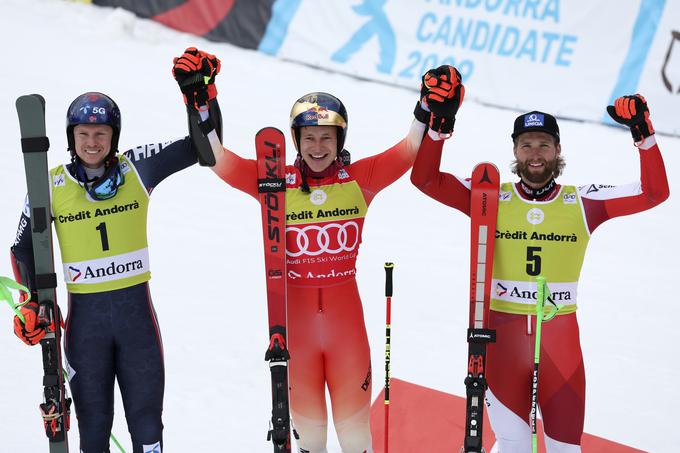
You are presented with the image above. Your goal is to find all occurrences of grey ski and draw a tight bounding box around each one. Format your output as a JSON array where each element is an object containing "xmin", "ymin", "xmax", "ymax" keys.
[{"xmin": 16, "ymin": 94, "xmax": 71, "ymax": 453}]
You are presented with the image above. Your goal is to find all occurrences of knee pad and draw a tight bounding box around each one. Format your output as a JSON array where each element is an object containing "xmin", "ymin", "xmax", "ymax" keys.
[
  {"xmin": 293, "ymin": 411, "xmax": 328, "ymax": 453},
  {"xmin": 486, "ymin": 388, "xmax": 531, "ymax": 453},
  {"xmin": 334, "ymin": 404, "xmax": 372, "ymax": 453}
]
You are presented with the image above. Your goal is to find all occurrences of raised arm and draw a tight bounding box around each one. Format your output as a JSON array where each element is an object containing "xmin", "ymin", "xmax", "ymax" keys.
[
  {"xmin": 211, "ymin": 145, "xmax": 259, "ymax": 199},
  {"xmin": 170, "ymin": 47, "xmax": 259, "ymax": 198},
  {"xmin": 410, "ymin": 65, "xmax": 471, "ymax": 216},
  {"xmin": 580, "ymin": 136, "xmax": 668, "ymax": 233},
  {"xmin": 580, "ymin": 96, "xmax": 669, "ymax": 232},
  {"xmin": 410, "ymin": 133, "xmax": 472, "ymax": 215}
]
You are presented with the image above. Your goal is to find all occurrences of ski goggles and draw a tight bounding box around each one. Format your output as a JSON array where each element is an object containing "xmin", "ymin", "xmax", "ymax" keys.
[{"xmin": 77, "ymin": 159, "xmax": 125, "ymax": 201}]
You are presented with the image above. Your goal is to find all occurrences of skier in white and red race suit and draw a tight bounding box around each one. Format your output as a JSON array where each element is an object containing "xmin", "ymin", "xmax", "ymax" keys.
[
  {"xmin": 208, "ymin": 86, "xmax": 430, "ymax": 451},
  {"xmin": 410, "ymin": 65, "xmax": 669, "ymax": 453}
]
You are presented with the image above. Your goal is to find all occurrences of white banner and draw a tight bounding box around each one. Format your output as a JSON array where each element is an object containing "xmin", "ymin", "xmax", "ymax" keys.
[
  {"xmin": 636, "ymin": 1, "xmax": 680, "ymax": 135},
  {"xmin": 262, "ymin": 0, "xmax": 678, "ymax": 135}
]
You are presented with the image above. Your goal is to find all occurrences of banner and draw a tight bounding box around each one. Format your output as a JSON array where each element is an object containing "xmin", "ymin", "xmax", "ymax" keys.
[{"xmin": 265, "ymin": 0, "xmax": 678, "ymax": 135}]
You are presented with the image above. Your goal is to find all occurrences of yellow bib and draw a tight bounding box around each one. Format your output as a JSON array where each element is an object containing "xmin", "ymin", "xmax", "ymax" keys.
[
  {"xmin": 284, "ymin": 169, "xmax": 368, "ymax": 287},
  {"xmin": 491, "ymin": 183, "xmax": 590, "ymax": 315},
  {"xmin": 50, "ymin": 156, "xmax": 150, "ymax": 293}
]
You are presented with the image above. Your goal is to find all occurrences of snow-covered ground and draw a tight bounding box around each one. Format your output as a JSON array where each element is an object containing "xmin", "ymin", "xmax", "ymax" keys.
[{"xmin": 0, "ymin": 1, "xmax": 677, "ymax": 451}]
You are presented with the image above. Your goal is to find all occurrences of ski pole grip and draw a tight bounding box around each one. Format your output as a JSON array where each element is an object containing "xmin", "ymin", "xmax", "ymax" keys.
[{"xmin": 384, "ymin": 262, "xmax": 394, "ymax": 297}]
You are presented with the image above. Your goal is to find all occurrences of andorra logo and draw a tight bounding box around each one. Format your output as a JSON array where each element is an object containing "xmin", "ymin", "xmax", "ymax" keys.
[
  {"xmin": 496, "ymin": 282, "xmax": 507, "ymax": 297},
  {"xmin": 68, "ymin": 266, "xmax": 82, "ymax": 282}
]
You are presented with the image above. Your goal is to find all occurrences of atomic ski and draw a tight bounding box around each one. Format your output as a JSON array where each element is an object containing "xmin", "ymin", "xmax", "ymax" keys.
[
  {"xmin": 462, "ymin": 162, "xmax": 500, "ymax": 453},
  {"xmin": 16, "ymin": 94, "xmax": 71, "ymax": 452},
  {"xmin": 256, "ymin": 127, "xmax": 296, "ymax": 452}
]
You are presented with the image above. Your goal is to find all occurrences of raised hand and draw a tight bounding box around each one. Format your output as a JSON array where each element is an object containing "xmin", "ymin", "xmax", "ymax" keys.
[
  {"xmin": 417, "ymin": 65, "xmax": 465, "ymax": 136},
  {"xmin": 606, "ymin": 94, "xmax": 654, "ymax": 142},
  {"xmin": 172, "ymin": 47, "xmax": 221, "ymax": 110}
]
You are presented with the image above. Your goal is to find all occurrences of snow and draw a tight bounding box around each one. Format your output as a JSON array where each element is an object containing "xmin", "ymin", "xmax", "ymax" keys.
[{"xmin": 0, "ymin": 1, "xmax": 678, "ymax": 452}]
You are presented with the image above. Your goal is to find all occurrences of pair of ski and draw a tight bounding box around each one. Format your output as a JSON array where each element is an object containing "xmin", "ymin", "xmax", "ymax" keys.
[
  {"xmin": 462, "ymin": 163, "xmax": 499, "ymax": 453},
  {"xmin": 463, "ymin": 164, "xmax": 556, "ymax": 453},
  {"xmin": 16, "ymin": 95, "xmax": 71, "ymax": 453}
]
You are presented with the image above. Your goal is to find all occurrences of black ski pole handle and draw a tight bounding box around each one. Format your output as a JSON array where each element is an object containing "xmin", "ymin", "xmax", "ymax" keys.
[{"xmin": 384, "ymin": 262, "xmax": 394, "ymax": 297}]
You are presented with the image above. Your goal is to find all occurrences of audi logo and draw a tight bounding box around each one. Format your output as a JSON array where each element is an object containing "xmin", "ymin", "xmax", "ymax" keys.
[{"xmin": 286, "ymin": 222, "xmax": 360, "ymax": 257}]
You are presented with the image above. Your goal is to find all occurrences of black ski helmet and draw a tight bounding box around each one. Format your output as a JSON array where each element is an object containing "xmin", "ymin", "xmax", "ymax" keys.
[
  {"xmin": 66, "ymin": 92, "xmax": 121, "ymax": 156},
  {"xmin": 289, "ymin": 92, "xmax": 348, "ymax": 154}
]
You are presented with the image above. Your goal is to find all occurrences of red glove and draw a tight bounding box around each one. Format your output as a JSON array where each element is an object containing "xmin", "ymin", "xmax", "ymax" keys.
[
  {"xmin": 606, "ymin": 94, "xmax": 654, "ymax": 142},
  {"xmin": 420, "ymin": 65, "xmax": 465, "ymax": 135},
  {"xmin": 172, "ymin": 47, "xmax": 221, "ymax": 110},
  {"xmin": 14, "ymin": 300, "xmax": 45, "ymax": 346}
]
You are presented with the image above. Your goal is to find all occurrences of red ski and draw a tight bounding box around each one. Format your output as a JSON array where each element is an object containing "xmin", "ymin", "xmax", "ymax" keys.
[
  {"xmin": 256, "ymin": 127, "xmax": 295, "ymax": 452},
  {"xmin": 463, "ymin": 162, "xmax": 500, "ymax": 453}
]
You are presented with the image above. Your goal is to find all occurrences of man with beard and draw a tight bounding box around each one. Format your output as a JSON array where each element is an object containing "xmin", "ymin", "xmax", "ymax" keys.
[{"xmin": 410, "ymin": 66, "xmax": 669, "ymax": 453}]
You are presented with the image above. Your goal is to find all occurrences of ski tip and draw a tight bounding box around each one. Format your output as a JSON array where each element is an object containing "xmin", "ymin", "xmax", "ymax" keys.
[
  {"xmin": 16, "ymin": 94, "xmax": 45, "ymax": 110},
  {"xmin": 473, "ymin": 161, "xmax": 499, "ymax": 172},
  {"xmin": 256, "ymin": 126, "xmax": 285, "ymax": 136},
  {"xmin": 471, "ymin": 162, "xmax": 501, "ymax": 187}
]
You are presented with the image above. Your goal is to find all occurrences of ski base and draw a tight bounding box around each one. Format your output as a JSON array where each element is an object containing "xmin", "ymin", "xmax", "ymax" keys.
[
  {"xmin": 16, "ymin": 94, "xmax": 71, "ymax": 452},
  {"xmin": 256, "ymin": 127, "xmax": 296, "ymax": 452},
  {"xmin": 463, "ymin": 162, "xmax": 500, "ymax": 453}
]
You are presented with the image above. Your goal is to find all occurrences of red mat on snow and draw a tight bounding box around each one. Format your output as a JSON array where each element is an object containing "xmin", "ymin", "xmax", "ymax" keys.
[{"xmin": 370, "ymin": 378, "xmax": 645, "ymax": 453}]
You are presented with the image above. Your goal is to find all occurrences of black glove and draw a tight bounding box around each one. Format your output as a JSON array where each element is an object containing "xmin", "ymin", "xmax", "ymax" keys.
[
  {"xmin": 420, "ymin": 65, "xmax": 465, "ymax": 135},
  {"xmin": 172, "ymin": 47, "xmax": 221, "ymax": 110},
  {"xmin": 606, "ymin": 94, "xmax": 654, "ymax": 142}
]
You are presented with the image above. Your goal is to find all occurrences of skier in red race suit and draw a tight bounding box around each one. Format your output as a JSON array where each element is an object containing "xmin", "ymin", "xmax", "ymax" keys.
[
  {"xmin": 410, "ymin": 65, "xmax": 669, "ymax": 452},
  {"xmin": 210, "ymin": 91, "xmax": 427, "ymax": 452}
]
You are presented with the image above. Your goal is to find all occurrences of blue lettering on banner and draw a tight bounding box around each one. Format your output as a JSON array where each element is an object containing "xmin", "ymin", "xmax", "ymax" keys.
[
  {"xmin": 425, "ymin": 0, "xmax": 560, "ymax": 22},
  {"xmin": 404, "ymin": 1, "xmax": 578, "ymax": 81},
  {"xmin": 414, "ymin": 14, "xmax": 577, "ymax": 66},
  {"xmin": 331, "ymin": 0, "xmax": 397, "ymax": 74},
  {"xmin": 555, "ymin": 34, "xmax": 577, "ymax": 67}
]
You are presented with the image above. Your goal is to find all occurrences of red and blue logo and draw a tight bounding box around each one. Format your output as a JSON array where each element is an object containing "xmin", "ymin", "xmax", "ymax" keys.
[{"xmin": 68, "ymin": 266, "xmax": 82, "ymax": 282}]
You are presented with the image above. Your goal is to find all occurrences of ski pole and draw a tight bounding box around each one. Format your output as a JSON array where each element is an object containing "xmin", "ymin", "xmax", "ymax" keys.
[
  {"xmin": 2, "ymin": 276, "xmax": 128, "ymax": 452},
  {"xmin": 384, "ymin": 262, "xmax": 394, "ymax": 453},
  {"xmin": 110, "ymin": 432, "xmax": 126, "ymax": 453},
  {"xmin": 531, "ymin": 276, "xmax": 559, "ymax": 453}
]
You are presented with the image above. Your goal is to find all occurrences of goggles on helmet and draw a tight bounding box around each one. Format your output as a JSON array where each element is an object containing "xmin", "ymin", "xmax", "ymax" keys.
[{"xmin": 76, "ymin": 158, "xmax": 125, "ymax": 201}]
